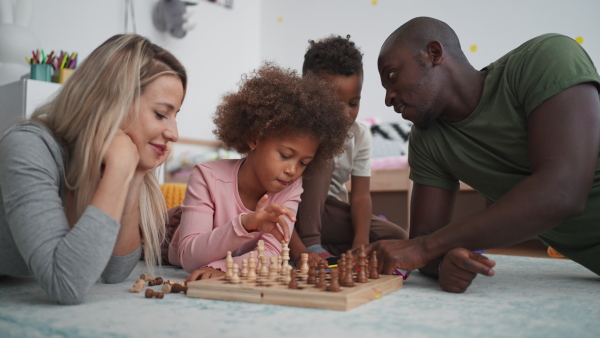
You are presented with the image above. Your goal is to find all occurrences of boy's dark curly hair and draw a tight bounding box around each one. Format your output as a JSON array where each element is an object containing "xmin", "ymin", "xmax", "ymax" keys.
[
  {"xmin": 302, "ymin": 34, "xmax": 363, "ymax": 77},
  {"xmin": 213, "ymin": 62, "xmax": 351, "ymax": 166}
]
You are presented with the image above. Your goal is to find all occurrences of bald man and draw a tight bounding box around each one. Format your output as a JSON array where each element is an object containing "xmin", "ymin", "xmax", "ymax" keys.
[{"xmin": 368, "ymin": 17, "xmax": 600, "ymax": 293}]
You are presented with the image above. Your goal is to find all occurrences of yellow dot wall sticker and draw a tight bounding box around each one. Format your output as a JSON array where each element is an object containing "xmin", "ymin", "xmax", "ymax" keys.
[
  {"xmin": 575, "ymin": 36, "xmax": 584, "ymax": 44},
  {"xmin": 277, "ymin": 17, "xmax": 283, "ymax": 23},
  {"xmin": 470, "ymin": 44, "xmax": 477, "ymax": 52},
  {"xmin": 372, "ymin": 0, "xmax": 378, "ymax": 5}
]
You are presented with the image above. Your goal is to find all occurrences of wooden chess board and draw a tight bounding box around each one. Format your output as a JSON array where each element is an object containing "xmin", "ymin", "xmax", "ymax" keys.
[{"xmin": 186, "ymin": 271, "xmax": 403, "ymax": 311}]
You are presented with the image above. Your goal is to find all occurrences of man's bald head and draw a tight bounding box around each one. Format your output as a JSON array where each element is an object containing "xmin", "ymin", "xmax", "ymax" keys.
[{"xmin": 383, "ymin": 17, "xmax": 467, "ymax": 64}]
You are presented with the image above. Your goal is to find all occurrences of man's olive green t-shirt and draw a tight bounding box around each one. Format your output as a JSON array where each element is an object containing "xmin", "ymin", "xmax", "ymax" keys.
[{"xmin": 408, "ymin": 34, "xmax": 600, "ymax": 273}]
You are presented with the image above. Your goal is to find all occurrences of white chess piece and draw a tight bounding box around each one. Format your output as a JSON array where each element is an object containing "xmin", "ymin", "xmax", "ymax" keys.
[
  {"xmin": 300, "ymin": 253, "xmax": 309, "ymax": 274},
  {"xmin": 279, "ymin": 262, "xmax": 291, "ymax": 283},
  {"xmin": 281, "ymin": 241, "xmax": 290, "ymax": 268},
  {"xmin": 280, "ymin": 264, "xmax": 292, "ymax": 284},
  {"xmin": 241, "ymin": 258, "xmax": 248, "ymax": 277},
  {"xmin": 225, "ymin": 251, "xmax": 233, "ymax": 281},
  {"xmin": 230, "ymin": 263, "xmax": 240, "ymax": 284},
  {"xmin": 259, "ymin": 255, "xmax": 268, "ymax": 278},
  {"xmin": 257, "ymin": 239, "xmax": 265, "ymax": 258},
  {"xmin": 268, "ymin": 257, "xmax": 279, "ymax": 281},
  {"xmin": 247, "ymin": 252, "xmax": 257, "ymax": 281}
]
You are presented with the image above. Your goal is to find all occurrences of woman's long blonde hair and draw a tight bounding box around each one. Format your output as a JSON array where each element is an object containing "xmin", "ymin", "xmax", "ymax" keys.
[{"xmin": 30, "ymin": 34, "xmax": 187, "ymax": 270}]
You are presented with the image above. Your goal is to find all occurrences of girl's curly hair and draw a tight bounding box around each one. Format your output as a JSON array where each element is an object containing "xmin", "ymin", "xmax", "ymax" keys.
[
  {"xmin": 213, "ymin": 62, "xmax": 351, "ymax": 165},
  {"xmin": 302, "ymin": 34, "xmax": 363, "ymax": 77}
]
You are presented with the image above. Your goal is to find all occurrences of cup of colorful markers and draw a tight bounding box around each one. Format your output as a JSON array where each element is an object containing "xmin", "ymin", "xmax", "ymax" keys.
[{"xmin": 25, "ymin": 50, "xmax": 78, "ymax": 84}]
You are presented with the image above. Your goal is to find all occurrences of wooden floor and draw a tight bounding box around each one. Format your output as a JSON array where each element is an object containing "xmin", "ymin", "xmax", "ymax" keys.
[{"xmin": 484, "ymin": 238, "xmax": 560, "ymax": 258}]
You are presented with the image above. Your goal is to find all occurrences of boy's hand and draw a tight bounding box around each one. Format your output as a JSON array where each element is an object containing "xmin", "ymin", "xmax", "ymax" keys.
[
  {"xmin": 242, "ymin": 195, "xmax": 293, "ymax": 242},
  {"xmin": 307, "ymin": 252, "xmax": 328, "ymax": 268},
  {"xmin": 438, "ymin": 248, "xmax": 495, "ymax": 293},
  {"xmin": 185, "ymin": 267, "xmax": 225, "ymax": 282}
]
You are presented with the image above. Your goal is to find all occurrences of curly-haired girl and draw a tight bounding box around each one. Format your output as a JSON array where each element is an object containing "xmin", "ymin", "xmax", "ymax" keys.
[{"xmin": 168, "ymin": 63, "xmax": 351, "ymax": 280}]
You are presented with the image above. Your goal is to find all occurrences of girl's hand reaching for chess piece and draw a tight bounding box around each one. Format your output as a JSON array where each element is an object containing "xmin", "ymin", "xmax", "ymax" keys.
[
  {"xmin": 241, "ymin": 194, "xmax": 293, "ymax": 243},
  {"xmin": 185, "ymin": 267, "xmax": 225, "ymax": 282}
]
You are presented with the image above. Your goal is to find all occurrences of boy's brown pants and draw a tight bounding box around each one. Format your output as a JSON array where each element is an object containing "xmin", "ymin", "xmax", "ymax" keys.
[{"xmin": 295, "ymin": 159, "xmax": 408, "ymax": 256}]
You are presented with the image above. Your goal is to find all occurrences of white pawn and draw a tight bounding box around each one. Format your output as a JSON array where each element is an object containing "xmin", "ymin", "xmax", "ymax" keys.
[
  {"xmin": 281, "ymin": 264, "xmax": 292, "ymax": 284},
  {"xmin": 300, "ymin": 253, "xmax": 309, "ymax": 274},
  {"xmin": 230, "ymin": 263, "xmax": 240, "ymax": 284},
  {"xmin": 257, "ymin": 240, "xmax": 265, "ymax": 259},
  {"xmin": 241, "ymin": 258, "xmax": 248, "ymax": 278},
  {"xmin": 268, "ymin": 256, "xmax": 279, "ymax": 281},
  {"xmin": 279, "ymin": 262, "xmax": 290, "ymax": 283},
  {"xmin": 256, "ymin": 255, "xmax": 262, "ymax": 274},
  {"xmin": 259, "ymin": 255, "xmax": 269, "ymax": 278},
  {"xmin": 247, "ymin": 252, "xmax": 257, "ymax": 282},
  {"xmin": 225, "ymin": 251, "xmax": 233, "ymax": 281},
  {"xmin": 281, "ymin": 240, "xmax": 290, "ymax": 265}
]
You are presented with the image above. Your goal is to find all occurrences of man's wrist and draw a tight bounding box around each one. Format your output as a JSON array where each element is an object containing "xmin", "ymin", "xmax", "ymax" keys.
[{"xmin": 418, "ymin": 232, "xmax": 448, "ymax": 263}]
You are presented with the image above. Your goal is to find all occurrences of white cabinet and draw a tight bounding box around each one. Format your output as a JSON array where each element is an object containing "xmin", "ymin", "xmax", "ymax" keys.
[{"xmin": 0, "ymin": 79, "xmax": 61, "ymax": 133}]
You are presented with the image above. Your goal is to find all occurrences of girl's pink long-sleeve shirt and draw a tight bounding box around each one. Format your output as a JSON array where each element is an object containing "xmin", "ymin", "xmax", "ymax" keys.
[{"xmin": 168, "ymin": 159, "xmax": 302, "ymax": 273}]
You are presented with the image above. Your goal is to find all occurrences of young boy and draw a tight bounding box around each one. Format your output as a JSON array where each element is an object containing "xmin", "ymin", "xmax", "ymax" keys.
[{"xmin": 290, "ymin": 35, "xmax": 408, "ymax": 267}]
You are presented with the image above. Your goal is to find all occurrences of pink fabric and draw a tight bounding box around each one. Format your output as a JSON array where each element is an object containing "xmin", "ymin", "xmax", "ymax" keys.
[
  {"xmin": 168, "ymin": 159, "xmax": 302, "ymax": 273},
  {"xmin": 370, "ymin": 155, "xmax": 409, "ymax": 170}
]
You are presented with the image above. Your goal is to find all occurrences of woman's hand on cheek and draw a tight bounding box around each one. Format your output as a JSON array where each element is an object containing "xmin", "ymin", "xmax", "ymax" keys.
[{"xmin": 104, "ymin": 129, "xmax": 139, "ymax": 174}]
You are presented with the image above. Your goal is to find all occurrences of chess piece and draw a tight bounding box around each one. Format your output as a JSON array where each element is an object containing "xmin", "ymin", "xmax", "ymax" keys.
[
  {"xmin": 144, "ymin": 289, "xmax": 164, "ymax": 299},
  {"xmin": 140, "ymin": 273, "xmax": 154, "ymax": 281},
  {"xmin": 299, "ymin": 253, "xmax": 309, "ymax": 274},
  {"xmin": 281, "ymin": 240, "xmax": 290, "ymax": 267},
  {"xmin": 357, "ymin": 245, "xmax": 368, "ymax": 283},
  {"xmin": 306, "ymin": 265, "xmax": 317, "ymax": 284},
  {"xmin": 161, "ymin": 283, "xmax": 172, "ymax": 293},
  {"xmin": 259, "ymin": 255, "xmax": 269, "ymax": 278},
  {"xmin": 230, "ymin": 263, "xmax": 241, "ymax": 284},
  {"xmin": 148, "ymin": 277, "xmax": 163, "ymax": 286},
  {"xmin": 280, "ymin": 264, "xmax": 292, "ymax": 284},
  {"xmin": 171, "ymin": 283, "xmax": 188, "ymax": 294},
  {"xmin": 328, "ymin": 267, "xmax": 341, "ymax": 292},
  {"xmin": 247, "ymin": 252, "xmax": 257, "ymax": 281},
  {"xmin": 338, "ymin": 255, "xmax": 346, "ymax": 286},
  {"xmin": 370, "ymin": 250, "xmax": 379, "ymax": 279},
  {"xmin": 225, "ymin": 251, "xmax": 233, "ymax": 281},
  {"xmin": 130, "ymin": 279, "xmax": 145, "ymax": 293},
  {"xmin": 257, "ymin": 239, "xmax": 265, "ymax": 259},
  {"xmin": 288, "ymin": 269, "xmax": 298, "ymax": 289},
  {"xmin": 316, "ymin": 262, "xmax": 327, "ymax": 289},
  {"xmin": 268, "ymin": 256, "xmax": 279, "ymax": 280},
  {"xmin": 241, "ymin": 258, "xmax": 248, "ymax": 277},
  {"xmin": 345, "ymin": 252, "xmax": 355, "ymax": 287},
  {"xmin": 346, "ymin": 250, "xmax": 354, "ymax": 269}
]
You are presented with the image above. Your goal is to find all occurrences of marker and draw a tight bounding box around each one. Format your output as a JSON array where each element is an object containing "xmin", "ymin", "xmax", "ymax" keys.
[{"xmin": 393, "ymin": 268, "xmax": 410, "ymax": 280}]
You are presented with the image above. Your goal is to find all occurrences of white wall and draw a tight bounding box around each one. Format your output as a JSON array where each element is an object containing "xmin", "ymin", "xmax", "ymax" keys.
[
  {"xmin": 26, "ymin": 0, "xmax": 261, "ymax": 141},
  {"xmin": 260, "ymin": 0, "xmax": 600, "ymax": 125},
  {"xmin": 13, "ymin": 0, "xmax": 600, "ymax": 141}
]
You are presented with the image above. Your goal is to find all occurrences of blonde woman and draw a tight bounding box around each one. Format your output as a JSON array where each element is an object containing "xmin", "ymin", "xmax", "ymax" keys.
[{"xmin": 0, "ymin": 34, "xmax": 187, "ymax": 304}]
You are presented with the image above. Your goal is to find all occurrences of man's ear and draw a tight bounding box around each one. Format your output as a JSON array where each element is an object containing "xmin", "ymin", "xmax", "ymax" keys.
[{"xmin": 427, "ymin": 40, "xmax": 444, "ymax": 66}]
